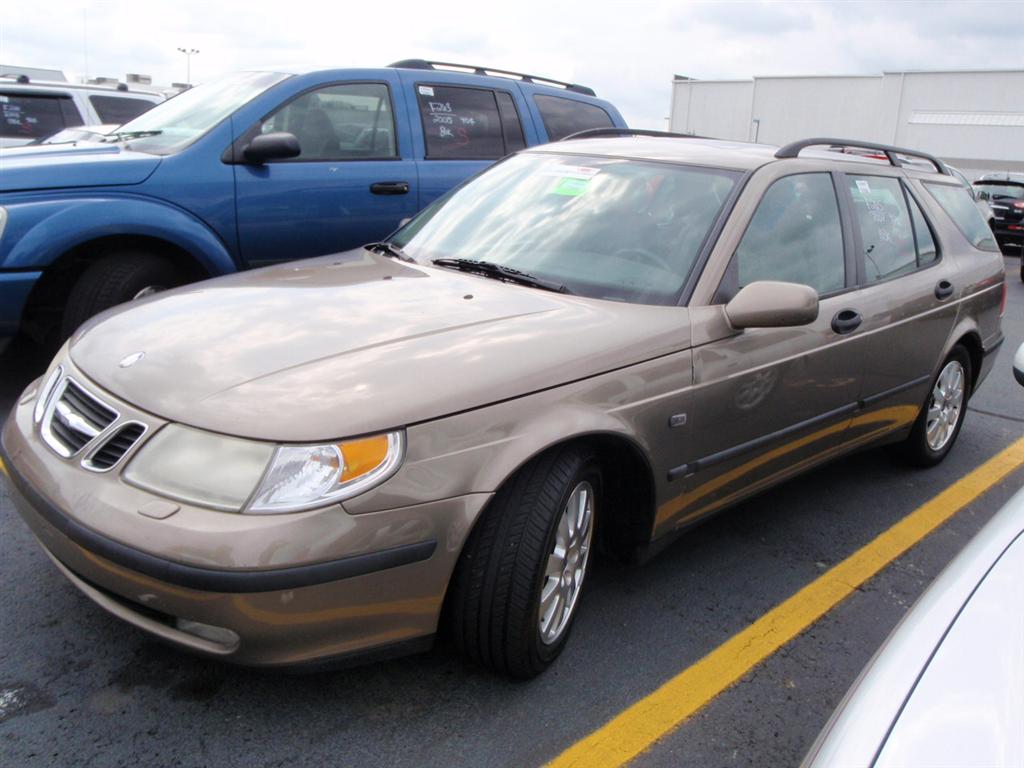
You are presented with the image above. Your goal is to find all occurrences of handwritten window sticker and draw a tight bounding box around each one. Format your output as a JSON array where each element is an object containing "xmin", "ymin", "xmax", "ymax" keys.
[{"xmin": 418, "ymin": 86, "xmax": 434, "ymax": 97}]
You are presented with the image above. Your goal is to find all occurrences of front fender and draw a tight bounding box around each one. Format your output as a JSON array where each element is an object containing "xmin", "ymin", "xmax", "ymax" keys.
[{"xmin": 1, "ymin": 196, "xmax": 238, "ymax": 275}]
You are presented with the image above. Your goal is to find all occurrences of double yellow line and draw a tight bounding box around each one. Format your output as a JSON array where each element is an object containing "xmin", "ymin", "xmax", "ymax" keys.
[{"xmin": 548, "ymin": 436, "xmax": 1024, "ymax": 768}]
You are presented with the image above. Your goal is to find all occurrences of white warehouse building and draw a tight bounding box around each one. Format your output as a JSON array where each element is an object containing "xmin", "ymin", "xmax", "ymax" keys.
[{"xmin": 669, "ymin": 69, "xmax": 1024, "ymax": 179}]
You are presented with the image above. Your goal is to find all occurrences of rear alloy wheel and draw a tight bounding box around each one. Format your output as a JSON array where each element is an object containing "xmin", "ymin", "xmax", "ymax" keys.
[
  {"xmin": 450, "ymin": 445, "xmax": 600, "ymax": 678},
  {"xmin": 897, "ymin": 345, "xmax": 971, "ymax": 467},
  {"xmin": 62, "ymin": 251, "xmax": 182, "ymax": 339}
]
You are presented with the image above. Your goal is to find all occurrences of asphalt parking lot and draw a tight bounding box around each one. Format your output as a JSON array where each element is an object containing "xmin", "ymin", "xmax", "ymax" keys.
[{"xmin": 1, "ymin": 258, "xmax": 1023, "ymax": 768}]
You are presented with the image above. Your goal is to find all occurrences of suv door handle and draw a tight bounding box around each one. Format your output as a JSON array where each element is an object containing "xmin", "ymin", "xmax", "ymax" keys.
[
  {"xmin": 935, "ymin": 280, "xmax": 954, "ymax": 300},
  {"xmin": 370, "ymin": 181, "xmax": 410, "ymax": 195},
  {"xmin": 831, "ymin": 309, "xmax": 862, "ymax": 335}
]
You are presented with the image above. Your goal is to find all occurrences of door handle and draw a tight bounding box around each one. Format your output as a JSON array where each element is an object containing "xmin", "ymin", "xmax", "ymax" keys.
[
  {"xmin": 935, "ymin": 280, "xmax": 954, "ymax": 300},
  {"xmin": 831, "ymin": 309, "xmax": 862, "ymax": 335},
  {"xmin": 370, "ymin": 181, "xmax": 410, "ymax": 195}
]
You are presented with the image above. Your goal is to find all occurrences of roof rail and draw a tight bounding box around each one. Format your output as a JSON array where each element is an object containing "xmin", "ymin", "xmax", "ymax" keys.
[
  {"xmin": 561, "ymin": 128, "xmax": 708, "ymax": 141},
  {"xmin": 775, "ymin": 137, "xmax": 950, "ymax": 175},
  {"xmin": 387, "ymin": 59, "xmax": 596, "ymax": 96}
]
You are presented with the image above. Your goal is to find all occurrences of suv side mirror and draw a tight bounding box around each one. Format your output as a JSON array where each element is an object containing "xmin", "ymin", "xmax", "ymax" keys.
[
  {"xmin": 1014, "ymin": 342, "xmax": 1024, "ymax": 387},
  {"xmin": 243, "ymin": 132, "xmax": 301, "ymax": 164},
  {"xmin": 725, "ymin": 281, "xmax": 819, "ymax": 329}
]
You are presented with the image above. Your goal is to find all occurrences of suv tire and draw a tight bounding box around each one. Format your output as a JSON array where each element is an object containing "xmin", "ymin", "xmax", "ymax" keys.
[
  {"xmin": 62, "ymin": 252, "xmax": 181, "ymax": 339},
  {"xmin": 451, "ymin": 445, "xmax": 600, "ymax": 678}
]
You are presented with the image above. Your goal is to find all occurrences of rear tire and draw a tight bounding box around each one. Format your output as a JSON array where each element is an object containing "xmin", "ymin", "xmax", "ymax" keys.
[
  {"xmin": 450, "ymin": 445, "xmax": 600, "ymax": 678},
  {"xmin": 896, "ymin": 345, "xmax": 971, "ymax": 467},
  {"xmin": 62, "ymin": 251, "xmax": 181, "ymax": 339}
]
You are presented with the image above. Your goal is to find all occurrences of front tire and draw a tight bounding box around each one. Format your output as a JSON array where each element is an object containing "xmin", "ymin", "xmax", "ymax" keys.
[
  {"xmin": 62, "ymin": 251, "xmax": 182, "ymax": 339},
  {"xmin": 897, "ymin": 345, "xmax": 971, "ymax": 467},
  {"xmin": 450, "ymin": 445, "xmax": 600, "ymax": 678}
]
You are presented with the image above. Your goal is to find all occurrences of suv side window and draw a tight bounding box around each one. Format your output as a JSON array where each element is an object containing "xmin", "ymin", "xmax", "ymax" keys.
[
  {"xmin": 415, "ymin": 85, "xmax": 510, "ymax": 159},
  {"xmin": 495, "ymin": 92, "xmax": 526, "ymax": 153},
  {"xmin": 924, "ymin": 182, "xmax": 1000, "ymax": 252},
  {"xmin": 724, "ymin": 173, "xmax": 845, "ymax": 298},
  {"xmin": 89, "ymin": 95, "xmax": 155, "ymax": 125},
  {"xmin": 260, "ymin": 83, "xmax": 397, "ymax": 161},
  {"xmin": 0, "ymin": 93, "xmax": 83, "ymax": 139},
  {"xmin": 533, "ymin": 94, "xmax": 613, "ymax": 141},
  {"xmin": 848, "ymin": 176, "xmax": 938, "ymax": 282}
]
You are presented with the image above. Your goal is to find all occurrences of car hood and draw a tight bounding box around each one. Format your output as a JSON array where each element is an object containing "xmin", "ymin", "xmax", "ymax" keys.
[
  {"xmin": 0, "ymin": 142, "xmax": 161, "ymax": 192},
  {"xmin": 69, "ymin": 250, "xmax": 692, "ymax": 441}
]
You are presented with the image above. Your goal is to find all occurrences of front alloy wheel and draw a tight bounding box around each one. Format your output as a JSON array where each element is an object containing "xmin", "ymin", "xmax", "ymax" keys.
[{"xmin": 450, "ymin": 445, "xmax": 601, "ymax": 678}]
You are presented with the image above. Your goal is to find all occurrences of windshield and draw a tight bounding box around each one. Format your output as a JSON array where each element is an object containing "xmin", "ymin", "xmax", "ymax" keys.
[
  {"xmin": 105, "ymin": 71, "xmax": 289, "ymax": 154},
  {"xmin": 974, "ymin": 183, "xmax": 1024, "ymax": 201},
  {"xmin": 393, "ymin": 152, "xmax": 739, "ymax": 305}
]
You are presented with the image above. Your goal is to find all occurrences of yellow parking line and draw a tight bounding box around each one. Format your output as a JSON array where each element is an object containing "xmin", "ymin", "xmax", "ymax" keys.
[{"xmin": 547, "ymin": 436, "xmax": 1024, "ymax": 768}]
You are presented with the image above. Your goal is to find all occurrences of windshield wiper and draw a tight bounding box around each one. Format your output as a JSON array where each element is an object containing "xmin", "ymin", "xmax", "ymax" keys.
[
  {"xmin": 432, "ymin": 258, "xmax": 572, "ymax": 294},
  {"xmin": 101, "ymin": 129, "xmax": 164, "ymax": 143},
  {"xmin": 365, "ymin": 241, "xmax": 413, "ymax": 262}
]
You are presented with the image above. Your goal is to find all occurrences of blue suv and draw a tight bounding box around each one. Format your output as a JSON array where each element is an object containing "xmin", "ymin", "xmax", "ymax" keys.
[{"xmin": 0, "ymin": 60, "xmax": 625, "ymax": 349}]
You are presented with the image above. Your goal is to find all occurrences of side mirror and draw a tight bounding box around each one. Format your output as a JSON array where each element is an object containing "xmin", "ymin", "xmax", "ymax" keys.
[
  {"xmin": 243, "ymin": 132, "xmax": 301, "ymax": 163},
  {"xmin": 1014, "ymin": 342, "xmax": 1024, "ymax": 387},
  {"xmin": 725, "ymin": 281, "xmax": 819, "ymax": 329}
]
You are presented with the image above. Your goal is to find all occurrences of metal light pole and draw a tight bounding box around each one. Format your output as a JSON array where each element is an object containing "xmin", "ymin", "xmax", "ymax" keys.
[{"xmin": 177, "ymin": 47, "xmax": 199, "ymax": 85}]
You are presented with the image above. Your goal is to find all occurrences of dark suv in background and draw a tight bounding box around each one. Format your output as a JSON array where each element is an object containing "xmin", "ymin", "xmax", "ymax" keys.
[{"xmin": 973, "ymin": 172, "xmax": 1024, "ymax": 270}]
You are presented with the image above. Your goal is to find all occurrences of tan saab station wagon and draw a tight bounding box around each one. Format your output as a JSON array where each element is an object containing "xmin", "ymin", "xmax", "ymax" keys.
[{"xmin": 1, "ymin": 131, "xmax": 1006, "ymax": 678}]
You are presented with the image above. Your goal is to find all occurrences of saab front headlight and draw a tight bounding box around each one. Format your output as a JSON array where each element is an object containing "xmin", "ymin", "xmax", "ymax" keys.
[{"xmin": 123, "ymin": 424, "xmax": 404, "ymax": 514}]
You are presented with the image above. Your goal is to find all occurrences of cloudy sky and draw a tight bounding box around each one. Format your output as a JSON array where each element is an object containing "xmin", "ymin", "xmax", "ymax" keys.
[{"xmin": 2, "ymin": 0, "xmax": 1022, "ymax": 128}]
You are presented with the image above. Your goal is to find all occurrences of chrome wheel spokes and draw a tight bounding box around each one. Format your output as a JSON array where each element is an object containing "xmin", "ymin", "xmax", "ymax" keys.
[
  {"xmin": 539, "ymin": 480, "xmax": 594, "ymax": 645},
  {"xmin": 925, "ymin": 360, "xmax": 965, "ymax": 451}
]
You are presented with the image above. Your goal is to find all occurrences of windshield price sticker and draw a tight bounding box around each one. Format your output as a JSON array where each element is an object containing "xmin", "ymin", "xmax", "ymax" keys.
[
  {"xmin": 538, "ymin": 164, "xmax": 601, "ymax": 180},
  {"xmin": 551, "ymin": 177, "xmax": 591, "ymax": 196}
]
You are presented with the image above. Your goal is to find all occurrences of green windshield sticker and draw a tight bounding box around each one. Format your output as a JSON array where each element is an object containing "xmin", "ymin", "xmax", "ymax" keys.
[{"xmin": 551, "ymin": 177, "xmax": 590, "ymax": 196}]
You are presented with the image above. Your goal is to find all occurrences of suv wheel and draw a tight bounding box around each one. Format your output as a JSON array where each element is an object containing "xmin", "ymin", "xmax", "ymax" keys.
[
  {"xmin": 897, "ymin": 345, "xmax": 971, "ymax": 467},
  {"xmin": 450, "ymin": 445, "xmax": 600, "ymax": 678},
  {"xmin": 62, "ymin": 252, "xmax": 182, "ymax": 339}
]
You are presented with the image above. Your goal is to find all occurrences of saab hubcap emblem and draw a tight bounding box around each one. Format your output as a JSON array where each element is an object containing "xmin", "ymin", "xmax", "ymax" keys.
[{"xmin": 119, "ymin": 352, "xmax": 145, "ymax": 368}]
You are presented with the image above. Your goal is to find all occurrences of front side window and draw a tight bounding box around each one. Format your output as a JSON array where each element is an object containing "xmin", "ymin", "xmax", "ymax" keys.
[
  {"xmin": 926, "ymin": 182, "xmax": 1000, "ymax": 252},
  {"xmin": 260, "ymin": 82, "xmax": 396, "ymax": 161},
  {"xmin": 416, "ymin": 85, "xmax": 506, "ymax": 159},
  {"xmin": 393, "ymin": 152, "xmax": 739, "ymax": 305},
  {"xmin": 89, "ymin": 95, "xmax": 157, "ymax": 125},
  {"xmin": 0, "ymin": 93, "xmax": 82, "ymax": 139},
  {"xmin": 729, "ymin": 173, "xmax": 845, "ymax": 296},
  {"xmin": 534, "ymin": 94, "xmax": 613, "ymax": 141}
]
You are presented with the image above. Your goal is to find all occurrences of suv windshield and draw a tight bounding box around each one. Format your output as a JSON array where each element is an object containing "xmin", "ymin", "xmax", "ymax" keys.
[
  {"xmin": 974, "ymin": 183, "xmax": 1024, "ymax": 201},
  {"xmin": 104, "ymin": 71, "xmax": 289, "ymax": 154},
  {"xmin": 393, "ymin": 152, "xmax": 739, "ymax": 305}
]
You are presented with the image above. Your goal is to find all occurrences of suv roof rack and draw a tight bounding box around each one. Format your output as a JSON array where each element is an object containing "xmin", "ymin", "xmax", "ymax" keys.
[
  {"xmin": 387, "ymin": 59, "xmax": 596, "ymax": 97},
  {"xmin": 776, "ymin": 137, "xmax": 950, "ymax": 175},
  {"xmin": 561, "ymin": 128, "xmax": 709, "ymax": 141}
]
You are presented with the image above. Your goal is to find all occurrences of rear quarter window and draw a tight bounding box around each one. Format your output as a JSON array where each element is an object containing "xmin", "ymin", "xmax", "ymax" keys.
[
  {"xmin": 533, "ymin": 94, "xmax": 613, "ymax": 141},
  {"xmin": 924, "ymin": 182, "xmax": 1000, "ymax": 251},
  {"xmin": 89, "ymin": 95, "xmax": 157, "ymax": 124},
  {"xmin": 0, "ymin": 93, "xmax": 83, "ymax": 138}
]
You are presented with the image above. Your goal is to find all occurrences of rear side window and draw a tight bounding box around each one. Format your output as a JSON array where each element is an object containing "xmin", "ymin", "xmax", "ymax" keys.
[
  {"xmin": 925, "ymin": 182, "xmax": 1000, "ymax": 251},
  {"xmin": 89, "ymin": 95, "xmax": 156, "ymax": 124},
  {"xmin": 847, "ymin": 175, "xmax": 936, "ymax": 283},
  {"xmin": 534, "ymin": 94, "xmax": 613, "ymax": 141},
  {"xmin": 495, "ymin": 92, "xmax": 526, "ymax": 153},
  {"xmin": 416, "ymin": 85, "xmax": 509, "ymax": 159},
  {"xmin": 0, "ymin": 93, "xmax": 83, "ymax": 139},
  {"xmin": 728, "ymin": 173, "xmax": 845, "ymax": 296},
  {"xmin": 260, "ymin": 82, "xmax": 397, "ymax": 161}
]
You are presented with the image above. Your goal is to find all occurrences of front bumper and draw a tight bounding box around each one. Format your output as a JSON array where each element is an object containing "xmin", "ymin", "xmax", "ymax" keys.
[{"xmin": 1, "ymin": 384, "xmax": 490, "ymax": 667}]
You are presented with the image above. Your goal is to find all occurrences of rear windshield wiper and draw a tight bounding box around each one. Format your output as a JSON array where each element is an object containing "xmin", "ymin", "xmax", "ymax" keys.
[
  {"xmin": 365, "ymin": 241, "xmax": 413, "ymax": 262},
  {"xmin": 432, "ymin": 258, "xmax": 571, "ymax": 294},
  {"xmin": 101, "ymin": 129, "xmax": 164, "ymax": 142}
]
